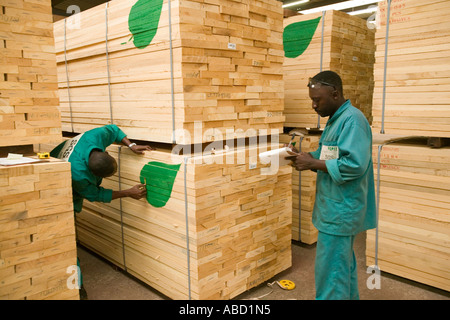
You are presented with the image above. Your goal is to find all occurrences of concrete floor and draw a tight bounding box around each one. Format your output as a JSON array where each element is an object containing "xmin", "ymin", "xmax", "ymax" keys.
[{"xmin": 77, "ymin": 232, "xmax": 449, "ymax": 301}]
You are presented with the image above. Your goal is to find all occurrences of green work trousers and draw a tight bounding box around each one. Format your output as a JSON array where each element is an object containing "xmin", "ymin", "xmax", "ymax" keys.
[{"xmin": 315, "ymin": 231, "xmax": 359, "ymax": 300}]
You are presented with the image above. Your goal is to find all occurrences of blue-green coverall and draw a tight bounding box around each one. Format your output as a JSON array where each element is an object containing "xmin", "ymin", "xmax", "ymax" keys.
[
  {"xmin": 309, "ymin": 100, "xmax": 377, "ymax": 300},
  {"xmin": 50, "ymin": 125, "xmax": 127, "ymax": 287},
  {"xmin": 50, "ymin": 124, "xmax": 127, "ymax": 213}
]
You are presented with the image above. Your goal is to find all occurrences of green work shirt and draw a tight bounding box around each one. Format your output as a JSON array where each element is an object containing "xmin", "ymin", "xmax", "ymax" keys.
[
  {"xmin": 50, "ymin": 125, "xmax": 127, "ymax": 213},
  {"xmin": 310, "ymin": 100, "xmax": 376, "ymax": 236}
]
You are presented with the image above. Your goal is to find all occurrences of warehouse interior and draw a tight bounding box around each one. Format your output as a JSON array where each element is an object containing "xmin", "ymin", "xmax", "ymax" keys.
[{"xmin": 1, "ymin": 0, "xmax": 449, "ymax": 302}]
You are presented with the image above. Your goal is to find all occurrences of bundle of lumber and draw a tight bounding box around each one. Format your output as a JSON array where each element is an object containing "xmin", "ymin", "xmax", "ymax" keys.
[
  {"xmin": 280, "ymin": 132, "xmax": 320, "ymax": 243},
  {"xmin": 0, "ymin": 0, "xmax": 62, "ymax": 147},
  {"xmin": 283, "ymin": 10, "xmax": 375, "ymax": 129},
  {"xmin": 40, "ymin": 141, "xmax": 292, "ymax": 299},
  {"xmin": 366, "ymin": 138, "xmax": 450, "ymax": 291},
  {"xmin": 372, "ymin": 0, "xmax": 450, "ymax": 137},
  {"xmin": 53, "ymin": 0, "xmax": 285, "ymax": 144},
  {"xmin": 0, "ymin": 159, "xmax": 79, "ymax": 300}
]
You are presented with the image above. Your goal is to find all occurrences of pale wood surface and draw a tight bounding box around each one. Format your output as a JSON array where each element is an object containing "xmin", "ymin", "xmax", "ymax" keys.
[
  {"xmin": 38, "ymin": 140, "xmax": 292, "ymax": 300},
  {"xmin": 0, "ymin": 0, "xmax": 62, "ymax": 147},
  {"xmin": 283, "ymin": 10, "xmax": 375, "ymax": 128},
  {"xmin": 0, "ymin": 159, "xmax": 79, "ymax": 300},
  {"xmin": 367, "ymin": 138, "xmax": 450, "ymax": 292},
  {"xmin": 53, "ymin": 0, "xmax": 285, "ymax": 144},
  {"xmin": 372, "ymin": 0, "xmax": 450, "ymax": 138}
]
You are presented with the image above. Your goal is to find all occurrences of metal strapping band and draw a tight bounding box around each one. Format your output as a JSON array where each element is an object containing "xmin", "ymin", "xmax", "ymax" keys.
[
  {"xmin": 297, "ymin": 139, "xmax": 302, "ymax": 242},
  {"xmin": 317, "ymin": 10, "xmax": 326, "ymax": 129},
  {"xmin": 168, "ymin": 0, "xmax": 176, "ymax": 143},
  {"xmin": 375, "ymin": 143, "xmax": 383, "ymax": 268},
  {"xmin": 183, "ymin": 157, "xmax": 192, "ymax": 299},
  {"xmin": 105, "ymin": 3, "xmax": 114, "ymax": 125},
  {"xmin": 381, "ymin": 0, "xmax": 392, "ymax": 134},
  {"xmin": 374, "ymin": 0, "xmax": 393, "ymax": 273},
  {"xmin": 118, "ymin": 146, "xmax": 127, "ymax": 271},
  {"xmin": 64, "ymin": 19, "xmax": 74, "ymax": 133}
]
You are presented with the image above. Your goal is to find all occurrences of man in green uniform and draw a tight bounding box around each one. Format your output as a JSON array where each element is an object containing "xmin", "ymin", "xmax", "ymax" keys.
[
  {"xmin": 50, "ymin": 124, "xmax": 153, "ymax": 299},
  {"xmin": 287, "ymin": 71, "xmax": 376, "ymax": 299},
  {"xmin": 51, "ymin": 124, "xmax": 153, "ymax": 212}
]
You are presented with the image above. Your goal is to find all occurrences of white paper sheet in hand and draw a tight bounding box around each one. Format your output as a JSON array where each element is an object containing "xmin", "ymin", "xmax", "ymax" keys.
[{"xmin": 259, "ymin": 147, "xmax": 293, "ymax": 167}]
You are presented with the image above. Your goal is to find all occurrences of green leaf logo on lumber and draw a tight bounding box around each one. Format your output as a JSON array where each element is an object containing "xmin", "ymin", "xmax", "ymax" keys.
[
  {"xmin": 128, "ymin": 0, "xmax": 164, "ymax": 49},
  {"xmin": 140, "ymin": 161, "xmax": 181, "ymax": 208},
  {"xmin": 283, "ymin": 16, "xmax": 321, "ymax": 58}
]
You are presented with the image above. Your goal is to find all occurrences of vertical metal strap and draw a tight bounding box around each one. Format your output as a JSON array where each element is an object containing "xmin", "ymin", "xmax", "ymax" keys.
[
  {"xmin": 64, "ymin": 19, "xmax": 74, "ymax": 133},
  {"xmin": 168, "ymin": 0, "xmax": 176, "ymax": 143},
  {"xmin": 381, "ymin": 0, "xmax": 392, "ymax": 134},
  {"xmin": 375, "ymin": 0, "xmax": 393, "ymax": 272},
  {"xmin": 319, "ymin": 11, "xmax": 326, "ymax": 73},
  {"xmin": 375, "ymin": 144, "xmax": 383, "ymax": 268},
  {"xmin": 297, "ymin": 137, "xmax": 303, "ymax": 242},
  {"xmin": 317, "ymin": 10, "xmax": 326, "ymax": 129},
  {"xmin": 105, "ymin": 3, "xmax": 114, "ymax": 125},
  {"xmin": 183, "ymin": 157, "xmax": 191, "ymax": 299},
  {"xmin": 118, "ymin": 146, "xmax": 127, "ymax": 271}
]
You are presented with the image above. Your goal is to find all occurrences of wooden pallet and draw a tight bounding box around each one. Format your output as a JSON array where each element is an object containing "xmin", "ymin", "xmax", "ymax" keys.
[
  {"xmin": 280, "ymin": 132, "xmax": 319, "ymax": 244},
  {"xmin": 39, "ymin": 140, "xmax": 292, "ymax": 299},
  {"xmin": 283, "ymin": 10, "xmax": 375, "ymax": 129},
  {"xmin": 53, "ymin": 0, "xmax": 285, "ymax": 144},
  {"xmin": 0, "ymin": 159, "xmax": 79, "ymax": 300},
  {"xmin": 372, "ymin": 0, "xmax": 450, "ymax": 137},
  {"xmin": 366, "ymin": 137, "xmax": 450, "ymax": 292},
  {"xmin": 0, "ymin": 0, "xmax": 62, "ymax": 147}
]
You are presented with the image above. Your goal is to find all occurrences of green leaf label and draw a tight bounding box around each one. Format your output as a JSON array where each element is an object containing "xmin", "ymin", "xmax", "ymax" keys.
[
  {"xmin": 140, "ymin": 161, "xmax": 181, "ymax": 208},
  {"xmin": 283, "ymin": 16, "xmax": 321, "ymax": 58},
  {"xmin": 128, "ymin": 0, "xmax": 164, "ymax": 49}
]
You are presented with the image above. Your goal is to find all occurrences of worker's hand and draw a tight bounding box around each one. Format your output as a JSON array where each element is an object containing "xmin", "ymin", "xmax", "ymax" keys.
[
  {"xmin": 126, "ymin": 183, "xmax": 147, "ymax": 200},
  {"xmin": 286, "ymin": 151, "xmax": 314, "ymax": 171},
  {"xmin": 284, "ymin": 144, "xmax": 299, "ymax": 154},
  {"xmin": 130, "ymin": 144, "xmax": 154, "ymax": 155}
]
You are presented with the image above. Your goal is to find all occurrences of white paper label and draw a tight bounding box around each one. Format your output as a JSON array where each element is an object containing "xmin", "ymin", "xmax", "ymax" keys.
[
  {"xmin": 228, "ymin": 43, "xmax": 236, "ymax": 50},
  {"xmin": 320, "ymin": 146, "xmax": 339, "ymax": 160}
]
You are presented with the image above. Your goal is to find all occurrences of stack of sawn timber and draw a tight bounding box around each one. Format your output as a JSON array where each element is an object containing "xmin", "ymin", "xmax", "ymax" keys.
[
  {"xmin": 37, "ymin": 141, "xmax": 293, "ymax": 300},
  {"xmin": 372, "ymin": 0, "xmax": 450, "ymax": 137},
  {"xmin": 53, "ymin": 0, "xmax": 285, "ymax": 144},
  {"xmin": 283, "ymin": 10, "xmax": 375, "ymax": 129},
  {"xmin": 366, "ymin": 138, "xmax": 450, "ymax": 292},
  {"xmin": 280, "ymin": 132, "xmax": 319, "ymax": 244},
  {"xmin": 0, "ymin": 0, "xmax": 62, "ymax": 147},
  {"xmin": 0, "ymin": 0, "xmax": 79, "ymax": 300},
  {"xmin": 0, "ymin": 159, "xmax": 79, "ymax": 300},
  {"xmin": 367, "ymin": 0, "xmax": 450, "ymax": 292}
]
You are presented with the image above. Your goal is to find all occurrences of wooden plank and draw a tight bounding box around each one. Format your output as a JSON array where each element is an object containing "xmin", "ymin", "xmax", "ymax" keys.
[
  {"xmin": 0, "ymin": 159, "xmax": 79, "ymax": 300},
  {"xmin": 53, "ymin": 0, "xmax": 284, "ymax": 144},
  {"xmin": 0, "ymin": 0, "xmax": 62, "ymax": 147},
  {"xmin": 39, "ymin": 140, "xmax": 292, "ymax": 300},
  {"xmin": 283, "ymin": 10, "xmax": 375, "ymax": 128},
  {"xmin": 372, "ymin": 0, "xmax": 450, "ymax": 137},
  {"xmin": 366, "ymin": 139, "xmax": 450, "ymax": 292}
]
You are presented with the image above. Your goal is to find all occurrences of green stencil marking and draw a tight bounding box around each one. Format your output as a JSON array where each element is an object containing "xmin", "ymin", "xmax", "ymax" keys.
[
  {"xmin": 283, "ymin": 16, "xmax": 322, "ymax": 58},
  {"xmin": 128, "ymin": 0, "xmax": 164, "ymax": 49},
  {"xmin": 140, "ymin": 161, "xmax": 181, "ymax": 208}
]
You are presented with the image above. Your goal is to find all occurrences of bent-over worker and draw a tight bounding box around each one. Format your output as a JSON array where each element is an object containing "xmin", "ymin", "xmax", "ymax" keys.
[
  {"xmin": 50, "ymin": 124, "xmax": 153, "ymax": 299},
  {"xmin": 50, "ymin": 124, "xmax": 153, "ymax": 213}
]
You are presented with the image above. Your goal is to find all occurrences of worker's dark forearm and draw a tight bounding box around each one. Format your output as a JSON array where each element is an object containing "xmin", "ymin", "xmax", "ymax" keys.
[
  {"xmin": 311, "ymin": 158, "xmax": 328, "ymax": 173},
  {"xmin": 121, "ymin": 136, "xmax": 132, "ymax": 147},
  {"xmin": 111, "ymin": 189, "xmax": 130, "ymax": 200}
]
